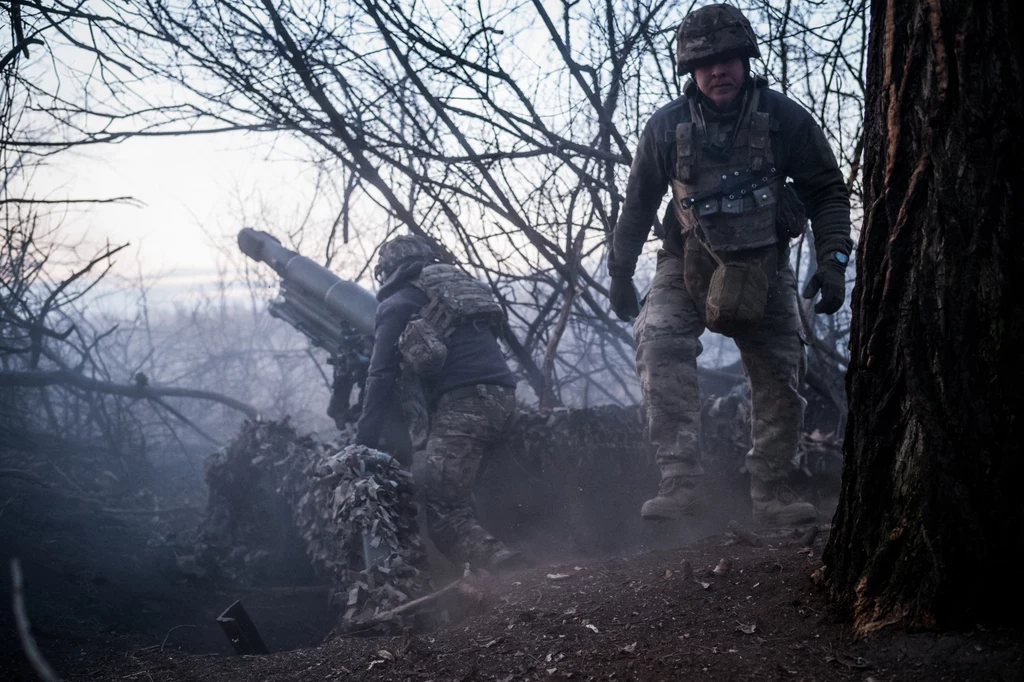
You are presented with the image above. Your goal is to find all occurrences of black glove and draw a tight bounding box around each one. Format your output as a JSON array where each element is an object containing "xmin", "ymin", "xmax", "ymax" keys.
[
  {"xmin": 802, "ymin": 257, "xmax": 847, "ymax": 314},
  {"xmin": 609, "ymin": 276, "xmax": 641, "ymax": 321}
]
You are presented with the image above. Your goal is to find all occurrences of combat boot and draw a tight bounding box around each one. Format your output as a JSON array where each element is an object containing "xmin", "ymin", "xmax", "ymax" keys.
[
  {"xmin": 750, "ymin": 478, "xmax": 817, "ymax": 526},
  {"xmin": 486, "ymin": 547, "xmax": 531, "ymax": 573},
  {"xmin": 641, "ymin": 476, "xmax": 705, "ymax": 520}
]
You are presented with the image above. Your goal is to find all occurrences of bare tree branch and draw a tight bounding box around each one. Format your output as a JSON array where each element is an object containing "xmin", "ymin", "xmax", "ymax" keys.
[{"xmin": 0, "ymin": 370, "xmax": 260, "ymax": 419}]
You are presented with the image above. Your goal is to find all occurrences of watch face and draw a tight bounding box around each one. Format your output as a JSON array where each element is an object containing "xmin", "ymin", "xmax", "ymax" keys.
[{"xmin": 834, "ymin": 252, "xmax": 850, "ymax": 265}]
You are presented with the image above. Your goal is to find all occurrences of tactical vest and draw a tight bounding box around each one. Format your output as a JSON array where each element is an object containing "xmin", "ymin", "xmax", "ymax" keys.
[
  {"xmin": 398, "ymin": 264, "xmax": 505, "ymax": 376},
  {"xmin": 670, "ymin": 85, "xmax": 782, "ymax": 252}
]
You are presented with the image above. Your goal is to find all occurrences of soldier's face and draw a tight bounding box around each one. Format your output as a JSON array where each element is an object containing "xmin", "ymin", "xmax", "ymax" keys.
[{"xmin": 693, "ymin": 56, "xmax": 745, "ymax": 108}]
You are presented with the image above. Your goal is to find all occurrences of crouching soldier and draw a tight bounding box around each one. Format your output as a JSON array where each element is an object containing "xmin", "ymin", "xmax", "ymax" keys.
[
  {"xmin": 607, "ymin": 4, "xmax": 853, "ymax": 525},
  {"xmin": 355, "ymin": 234, "xmax": 524, "ymax": 571}
]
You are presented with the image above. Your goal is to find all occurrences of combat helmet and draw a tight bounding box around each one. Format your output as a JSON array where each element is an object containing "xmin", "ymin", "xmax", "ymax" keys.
[
  {"xmin": 676, "ymin": 4, "xmax": 760, "ymax": 74},
  {"xmin": 374, "ymin": 234, "xmax": 438, "ymax": 283}
]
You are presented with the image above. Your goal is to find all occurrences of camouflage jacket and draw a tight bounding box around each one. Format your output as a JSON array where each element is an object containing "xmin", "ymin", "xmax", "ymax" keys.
[{"xmin": 608, "ymin": 77, "xmax": 853, "ymax": 278}]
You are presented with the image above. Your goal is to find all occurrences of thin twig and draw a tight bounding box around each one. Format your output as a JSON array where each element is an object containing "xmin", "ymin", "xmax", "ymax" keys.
[
  {"xmin": 160, "ymin": 624, "xmax": 205, "ymax": 653},
  {"xmin": 0, "ymin": 469, "xmax": 48, "ymax": 485}
]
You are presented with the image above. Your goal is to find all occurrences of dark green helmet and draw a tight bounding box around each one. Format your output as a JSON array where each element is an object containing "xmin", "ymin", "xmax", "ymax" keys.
[
  {"xmin": 676, "ymin": 4, "xmax": 760, "ymax": 74},
  {"xmin": 374, "ymin": 234, "xmax": 437, "ymax": 283}
]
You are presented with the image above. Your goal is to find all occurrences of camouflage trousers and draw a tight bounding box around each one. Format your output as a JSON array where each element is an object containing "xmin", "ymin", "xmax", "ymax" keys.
[
  {"xmin": 421, "ymin": 384, "xmax": 516, "ymax": 567},
  {"xmin": 634, "ymin": 237, "xmax": 806, "ymax": 483}
]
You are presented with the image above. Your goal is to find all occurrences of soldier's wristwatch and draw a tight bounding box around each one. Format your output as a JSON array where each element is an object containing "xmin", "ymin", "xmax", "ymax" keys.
[{"xmin": 830, "ymin": 251, "xmax": 850, "ymax": 266}]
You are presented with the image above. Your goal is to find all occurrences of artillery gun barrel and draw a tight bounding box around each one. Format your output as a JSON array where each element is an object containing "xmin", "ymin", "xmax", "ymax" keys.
[{"xmin": 237, "ymin": 227, "xmax": 377, "ymax": 336}]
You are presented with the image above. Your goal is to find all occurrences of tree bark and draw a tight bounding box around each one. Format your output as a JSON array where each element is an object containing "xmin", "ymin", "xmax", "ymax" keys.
[{"xmin": 823, "ymin": 0, "xmax": 1024, "ymax": 633}]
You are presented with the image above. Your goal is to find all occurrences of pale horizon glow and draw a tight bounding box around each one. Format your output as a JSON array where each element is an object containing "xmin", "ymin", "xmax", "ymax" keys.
[{"xmin": 34, "ymin": 130, "xmax": 330, "ymax": 306}]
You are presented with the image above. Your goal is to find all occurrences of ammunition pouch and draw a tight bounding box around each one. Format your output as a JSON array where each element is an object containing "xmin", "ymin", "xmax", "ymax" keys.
[
  {"xmin": 399, "ymin": 315, "xmax": 448, "ymax": 377},
  {"xmin": 398, "ymin": 263, "xmax": 505, "ymax": 377}
]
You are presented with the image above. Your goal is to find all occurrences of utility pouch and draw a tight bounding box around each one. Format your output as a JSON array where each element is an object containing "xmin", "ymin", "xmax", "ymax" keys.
[
  {"xmin": 398, "ymin": 317, "xmax": 448, "ymax": 376},
  {"xmin": 698, "ymin": 231, "xmax": 772, "ymax": 337},
  {"xmin": 400, "ymin": 264, "xmax": 505, "ymax": 377},
  {"xmin": 706, "ymin": 260, "xmax": 770, "ymax": 336},
  {"xmin": 776, "ymin": 182, "xmax": 807, "ymax": 240}
]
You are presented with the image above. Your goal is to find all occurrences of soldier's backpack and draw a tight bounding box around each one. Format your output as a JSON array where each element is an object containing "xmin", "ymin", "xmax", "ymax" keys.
[{"xmin": 398, "ymin": 264, "xmax": 505, "ymax": 376}]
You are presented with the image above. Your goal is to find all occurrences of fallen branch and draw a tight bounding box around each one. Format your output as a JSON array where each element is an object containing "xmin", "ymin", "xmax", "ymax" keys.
[
  {"xmin": 365, "ymin": 580, "xmax": 485, "ymax": 625},
  {"xmin": 0, "ymin": 370, "xmax": 259, "ymax": 419},
  {"xmin": 10, "ymin": 559, "xmax": 62, "ymax": 682}
]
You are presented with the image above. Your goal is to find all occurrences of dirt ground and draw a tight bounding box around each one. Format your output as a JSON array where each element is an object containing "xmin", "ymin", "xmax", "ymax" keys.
[{"xmin": 29, "ymin": 524, "xmax": 1021, "ymax": 682}]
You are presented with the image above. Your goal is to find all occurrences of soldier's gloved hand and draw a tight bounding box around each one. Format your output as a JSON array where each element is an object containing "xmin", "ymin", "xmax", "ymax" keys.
[
  {"xmin": 802, "ymin": 256, "xmax": 847, "ymax": 314},
  {"xmin": 609, "ymin": 276, "xmax": 641, "ymax": 321}
]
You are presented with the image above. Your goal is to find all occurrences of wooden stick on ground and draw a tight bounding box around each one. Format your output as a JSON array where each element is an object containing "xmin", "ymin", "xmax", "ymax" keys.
[
  {"xmin": 10, "ymin": 559, "xmax": 62, "ymax": 682},
  {"xmin": 367, "ymin": 580, "xmax": 485, "ymax": 625}
]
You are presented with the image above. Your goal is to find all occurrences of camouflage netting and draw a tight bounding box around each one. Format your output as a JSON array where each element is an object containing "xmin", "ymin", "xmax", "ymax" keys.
[
  {"xmin": 192, "ymin": 396, "xmax": 842, "ymax": 632},
  {"xmin": 701, "ymin": 381, "xmax": 843, "ymax": 487},
  {"xmin": 305, "ymin": 445, "xmax": 430, "ymax": 629},
  {"xmin": 475, "ymin": 404, "xmax": 657, "ymax": 554},
  {"xmin": 185, "ymin": 420, "xmax": 322, "ymax": 584},
  {"xmin": 477, "ymin": 395, "xmax": 840, "ymax": 553},
  {"xmin": 192, "ymin": 420, "xmax": 429, "ymax": 632}
]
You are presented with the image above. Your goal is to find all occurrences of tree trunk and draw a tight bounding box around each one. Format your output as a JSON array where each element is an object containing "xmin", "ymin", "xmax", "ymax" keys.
[{"xmin": 822, "ymin": 0, "xmax": 1024, "ymax": 633}]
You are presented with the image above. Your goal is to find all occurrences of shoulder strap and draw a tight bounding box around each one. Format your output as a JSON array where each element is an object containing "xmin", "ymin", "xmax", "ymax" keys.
[
  {"xmin": 411, "ymin": 269, "xmax": 452, "ymax": 333},
  {"xmin": 692, "ymin": 222, "xmax": 725, "ymax": 268},
  {"xmin": 747, "ymin": 88, "xmax": 775, "ymax": 171},
  {"xmin": 675, "ymin": 121, "xmax": 695, "ymax": 182}
]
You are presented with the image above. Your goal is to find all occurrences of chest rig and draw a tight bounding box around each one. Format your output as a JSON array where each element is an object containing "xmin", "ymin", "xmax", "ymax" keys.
[{"xmin": 670, "ymin": 85, "xmax": 782, "ymax": 253}]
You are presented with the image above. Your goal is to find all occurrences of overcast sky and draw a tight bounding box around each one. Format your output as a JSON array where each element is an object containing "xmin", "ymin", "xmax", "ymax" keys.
[{"xmin": 33, "ymin": 129, "xmax": 326, "ymax": 306}]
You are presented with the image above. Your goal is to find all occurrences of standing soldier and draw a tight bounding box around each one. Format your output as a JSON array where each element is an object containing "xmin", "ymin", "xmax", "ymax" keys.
[
  {"xmin": 355, "ymin": 235, "xmax": 524, "ymax": 570},
  {"xmin": 607, "ymin": 4, "xmax": 853, "ymax": 525}
]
